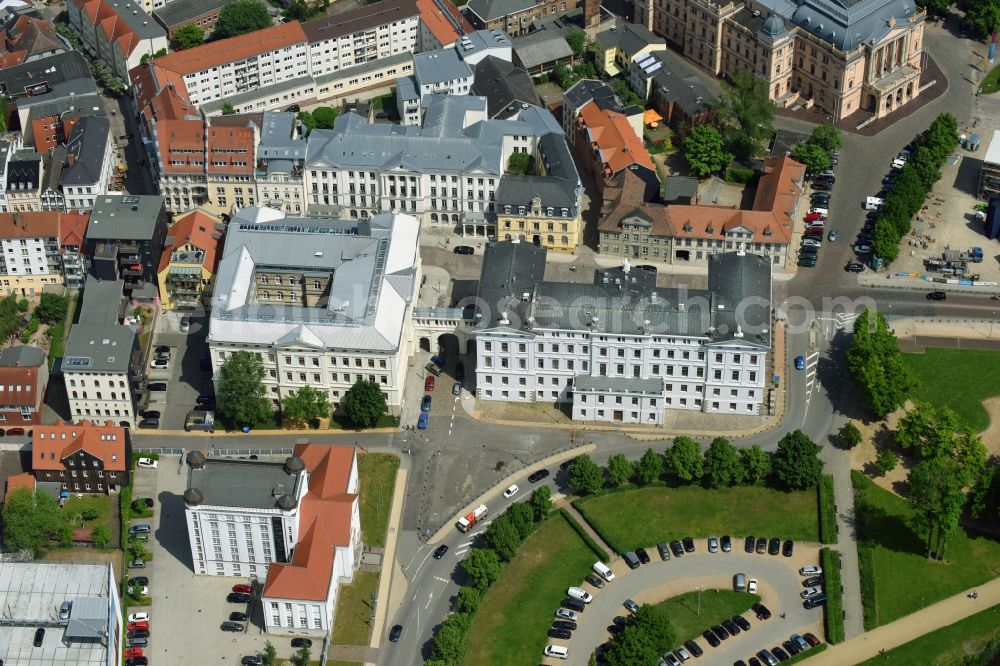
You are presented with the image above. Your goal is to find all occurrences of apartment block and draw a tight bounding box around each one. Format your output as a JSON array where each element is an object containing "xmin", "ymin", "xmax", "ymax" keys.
[
  {"xmin": 0, "ymin": 211, "xmax": 64, "ymax": 296},
  {"xmin": 255, "ymin": 111, "xmax": 307, "ymax": 215},
  {"xmin": 68, "ymin": 0, "xmax": 169, "ymax": 84},
  {"xmin": 397, "ymin": 47, "xmax": 474, "ymax": 124},
  {"xmin": 156, "ymin": 209, "xmax": 223, "ymax": 310},
  {"xmin": 464, "ymin": 0, "xmax": 579, "ymax": 37},
  {"xmin": 205, "ymin": 115, "xmax": 260, "ymax": 215},
  {"xmin": 416, "ymin": 0, "xmax": 472, "ymax": 50},
  {"xmin": 981, "ymin": 130, "xmax": 1000, "ymax": 200}
]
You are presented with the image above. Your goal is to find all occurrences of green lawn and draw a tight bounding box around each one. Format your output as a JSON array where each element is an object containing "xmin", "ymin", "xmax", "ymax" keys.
[
  {"xmin": 901, "ymin": 348, "xmax": 1000, "ymax": 431},
  {"xmin": 858, "ymin": 602, "xmax": 1000, "ymax": 665},
  {"xmin": 981, "ymin": 62, "xmax": 1000, "ymax": 95},
  {"xmin": 358, "ymin": 453, "xmax": 399, "ymax": 547},
  {"xmin": 574, "ymin": 485, "xmax": 819, "ymax": 553},
  {"xmin": 853, "ymin": 471, "xmax": 1000, "ymax": 627},
  {"xmin": 653, "ymin": 590, "xmax": 759, "ymax": 644},
  {"xmin": 62, "ymin": 494, "xmax": 116, "ymax": 536},
  {"xmin": 462, "ymin": 514, "xmax": 597, "ymax": 666},
  {"xmin": 330, "ymin": 570, "xmax": 380, "ymax": 645}
]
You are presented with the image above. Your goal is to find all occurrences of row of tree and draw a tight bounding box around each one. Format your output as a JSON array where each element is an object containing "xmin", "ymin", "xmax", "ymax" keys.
[
  {"xmin": 791, "ymin": 123, "xmax": 842, "ymax": 175},
  {"xmin": 428, "ymin": 486, "xmax": 554, "ymax": 665},
  {"xmin": 568, "ymin": 430, "xmax": 823, "ymax": 494},
  {"xmin": 872, "ymin": 113, "xmax": 959, "ymax": 264},
  {"xmin": 846, "ymin": 308, "xmax": 916, "ymax": 417}
]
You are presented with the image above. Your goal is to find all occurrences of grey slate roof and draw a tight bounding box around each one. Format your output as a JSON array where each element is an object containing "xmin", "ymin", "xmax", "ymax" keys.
[
  {"xmin": 471, "ymin": 55, "xmax": 540, "ymax": 118},
  {"xmin": 258, "ymin": 111, "xmax": 306, "ymax": 162},
  {"xmin": 0, "ymin": 344, "xmax": 45, "ymax": 368},
  {"xmin": 105, "ymin": 0, "xmax": 165, "ymax": 39},
  {"xmin": 396, "ymin": 75, "xmax": 419, "ymax": 102},
  {"xmin": 64, "ymin": 323, "xmax": 135, "ymax": 373},
  {"xmin": 153, "ymin": 0, "xmax": 229, "ymax": 27},
  {"xmin": 595, "ymin": 23, "xmax": 660, "ymax": 60},
  {"xmin": 646, "ymin": 50, "xmax": 714, "ymax": 117},
  {"xmin": 25, "ymin": 94, "xmax": 105, "ymax": 126},
  {"xmin": 512, "ymin": 29, "xmax": 572, "ymax": 69},
  {"xmin": 707, "ymin": 252, "xmax": 772, "ymax": 347},
  {"xmin": 790, "ymin": 0, "xmax": 920, "ymax": 52},
  {"xmin": 563, "ymin": 78, "xmax": 623, "ymax": 114},
  {"xmin": 85, "ymin": 196, "xmax": 165, "ymax": 242},
  {"xmin": 413, "ymin": 48, "xmax": 473, "ymax": 86},
  {"xmin": 465, "ymin": 0, "xmax": 538, "ymax": 22},
  {"xmin": 43, "ymin": 146, "xmax": 65, "ymax": 193},
  {"xmin": 301, "ymin": 0, "xmax": 419, "ymax": 43},
  {"xmin": 78, "ymin": 277, "xmax": 125, "ymax": 326},
  {"xmin": 6, "ymin": 151, "xmax": 41, "ymax": 190},
  {"xmin": 661, "ymin": 175, "xmax": 699, "ymax": 203},
  {"xmin": 574, "ymin": 375, "xmax": 663, "ymax": 393},
  {"xmin": 0, "ymin": 50, "xmax": 91, "ymax": 97},
  {"xmin": 495, "ymin": 175, "xmax": 576, "ymax": 209},
  {"xmin": 187, "ymin": 458, "xmax": 303, "ymax": 510},
  {"xmin": 63, "ymin": 115, "xmax": 111, "ymax": 187}
]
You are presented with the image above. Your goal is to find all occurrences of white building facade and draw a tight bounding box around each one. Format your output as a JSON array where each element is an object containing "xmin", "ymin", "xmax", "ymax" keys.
[{"xmin": 63, "ymin": 363, "xmax": 138, "ymax": 428}]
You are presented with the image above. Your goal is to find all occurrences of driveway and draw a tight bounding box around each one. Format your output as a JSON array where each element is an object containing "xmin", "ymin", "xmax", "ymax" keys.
[{"xmin": 145, "ymin": 311, "xmax": 213, "ymax": 430}]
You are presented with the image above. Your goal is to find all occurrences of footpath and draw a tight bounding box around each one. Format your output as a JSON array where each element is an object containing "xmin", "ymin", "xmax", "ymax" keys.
[{"xmin": 809, "ymin": 577, "xmax": 1000, "ymax": 665}]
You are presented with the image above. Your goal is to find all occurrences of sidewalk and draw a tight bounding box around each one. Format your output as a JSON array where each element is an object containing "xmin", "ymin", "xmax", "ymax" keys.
[
  {"xmin": 556, "ymin": 498, "xmax": 617, "ymax": 558},
  {"xmin": 809, "ymin": 577, "xmax": 1000, "ymax": 665},
  {"xmin": 367, "ymin": 466, "xmax": 408, "ymax": 656}
]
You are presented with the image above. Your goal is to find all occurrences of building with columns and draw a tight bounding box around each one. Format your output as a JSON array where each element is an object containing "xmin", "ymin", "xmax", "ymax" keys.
[{"xmin": 632, "ymin": 0, "xmax": 926, "ymax": 123}]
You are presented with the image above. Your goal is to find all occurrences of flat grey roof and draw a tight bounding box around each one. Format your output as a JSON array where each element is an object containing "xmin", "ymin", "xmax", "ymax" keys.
[
  {"xmin": 187, "ymin": 458, "xmax": 303, "ymax": 510},
  {"xmin": 64, "ymin": 323, "xmax": 135, "ymax": 373},
  {"xmin": 103, "ymin": 0, "xmax": 165, "ymax": 39},
  {"xmin": 513, "ymin": 29, "xmax": 572, "ymax": 69},
  {"xmin": 153, "ymin": 0, "xmax": 229, "ymax": 26},
  {"xmin": 85, "ymin": 195, "xmax": 164, "ymax": 242},
  {"xmin": 414, "ymin": 48, "xmax": 472, "ymax": 86},
  {"xmin": 574, "ymin": 375, "xmax": 663, "ymax": 393},
  {"xmin": 258, "ymin": 111, "xmax": 306, "ymax": 161}
]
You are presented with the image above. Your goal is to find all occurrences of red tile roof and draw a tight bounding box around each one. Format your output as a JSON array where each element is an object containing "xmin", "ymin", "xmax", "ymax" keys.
[
  {"xmin": 154, "ymin": 22, "xmax": 308, "ymax": 76},
  {"xmin": 0, "ymin": 366, "xmax": 40, "ymax": 408},
  {"xmin": 60, "ymin": 210, "xmax": 91, "ymax": 247},
  {"xmin": 415, "ymin": 0, "xmax": 471, "ymax": 47},
  {"xmin": 206, "ymin": 124, "xmax": 255, "ymax": 175},
  {"xmin": 157, "ymin": 210, "xmax": 223, "ymax": 274},
  {"xmin": 155, "ymin": 118, "xmax": 205, "ymax": 175},
  {"xmin": 0, "ymin": 212, "xmax": 61, "ymax": 239},
  {"xmin": 262, "ymin": 444, "xmax": 358, "ymax": 601},
  {"xmin": 0, "ymin": 15, "xmax": 63, "ymax": 68},
  {"xmin": 5, "ymin": 472, "xmax": 35, "ymax": 501},
  {"xmin": 32, "ymin": 420, "xmax": 127, "ymax": 473},
  {"xmin": 578, "ymin": 101, "xmax": 654, "ymax": 176}
]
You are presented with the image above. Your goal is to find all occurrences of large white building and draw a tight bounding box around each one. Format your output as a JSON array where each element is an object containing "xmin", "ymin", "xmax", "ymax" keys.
[
  {"xmin": 473, "ymin": 244, "xmax": 772, "ymax": 423},
  {"xmin": 183, "ymin": 444, "xmax": 361, "ymax": 636},
  {"xmin": 208, "ymin": 207, "xmax": 420, "ymax": 415}
]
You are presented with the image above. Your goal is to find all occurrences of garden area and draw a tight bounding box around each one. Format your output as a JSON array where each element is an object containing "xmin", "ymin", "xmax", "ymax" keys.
[
  {"xmin": 859, "ymin": 602, "xmax": 1000, "ymax": 665},
  {"xmin": 574, "ymin": 484, "xmax": 819, "ymax": 554},
  {"xmin": 653, "ymin": 589, "xmax": 759, "ymax": 644},
  {"xmin": 461, "ymin": 513, "xmax": 597, "ymax": 666},
  {"xmin": 330, "ymin": 570, "xmax": 380, "ymax": 645},
  {"xmin": 902, "ymin": 348, "xmax": 1000, "ymax": 431},
  {"xmin": 358, "ymin": 453, "xmax": 399, "ymax": 548},
  {"xmin": 61, "ymin": 494, "xmax": 118, "ymax": 547},
  {"xmin": 853, "ymin": 471, "xmax": 1000, "ymax": 628}
]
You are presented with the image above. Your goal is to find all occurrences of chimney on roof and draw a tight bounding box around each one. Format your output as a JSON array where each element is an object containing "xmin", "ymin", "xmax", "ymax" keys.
[{"xmin": 67, "ymin": 154, "xmax": 76, "ymax": 167}]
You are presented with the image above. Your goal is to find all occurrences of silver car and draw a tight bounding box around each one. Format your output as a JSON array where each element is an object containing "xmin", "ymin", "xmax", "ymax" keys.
[
  {"xmin": 801, "ymin": 586, "xmax": 823, "ymax": 600},
  {"xmin": 707, "ymin": 536, "xmax": 719, "ymax": 553}
]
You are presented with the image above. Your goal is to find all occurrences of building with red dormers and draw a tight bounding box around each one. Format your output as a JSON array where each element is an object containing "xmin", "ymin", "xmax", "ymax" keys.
[{"xmin": 31, "ymin": 420, "xmax": 131, "ymax": 494}]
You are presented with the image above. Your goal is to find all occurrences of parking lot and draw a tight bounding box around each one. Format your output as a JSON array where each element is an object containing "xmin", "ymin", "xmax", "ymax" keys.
[
  {"xmin": 141, "ymin": 311, "xmax": 213, "ymax": 431},
  {"xmin": 133, "ymin": 457, "xmax": 310, "ymax": 665}
]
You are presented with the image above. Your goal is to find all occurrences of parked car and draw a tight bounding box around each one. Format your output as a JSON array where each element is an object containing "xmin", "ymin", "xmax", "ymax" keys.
[
  {"xmin": 803, "ymin": 594, "xmax": 828, "ymax": 609},
  {"xmin": 662, "ymin": 653, "xmax": 681, "ymax": 666},
  {"xmin": 853, "ymin": 243, "xmax": 873, "ymax": 254},
  {"xmin": 828, "ymin": 229, "xmax": 839, "ymax": 241},
  {"xmin": 707, "ymin": 536, "xmax": 719, "ymax": 553},
  {"xmin": 553, "ymin": 620, "xmax": 577, "ymax": 631},
  {"xmin": 128, "ymin": 577, "xmax": 148, "ymax": 587},
  {"xmin": 389, "ymin": 624, "xmax": 403, "ymax": 642},
  {"xmin": 154, "ymin": 345, "xmax": 170, "ymax": 357},
  {"xmin": 783, "ymin": 639, "xmax": 801, "ymax": 656},
  {"xmin": 657, "ymin": 543, "xmax": 671, "ymax": 561},
  {"xmin": 721, "ymin": 535, "xmax": 732, "ymax": 552},
  {"xmin": 636, "ymin": 547, "xmax": 651, "ymax": 564},
  {"xmin": 232, "ymin": 584, "xmax": 252, "ymax": 594},
  {"xmin": 147, "ymin": 382, "xmax": 168, "ymax": 392},
  {"xmin": 803, "ymin": 632, "xmax": 821, "ymax": 647},
  {"xmin": 701, "ymin": 629, "xmax": 720, "ymax": 648},
  {"xmin": 503, "ymin": 484, "xmax": 519, "ymax": 499},
  {"xmin": 453, "ymin": 245, "xmax": 475, "ymax": 255},
  {"xmin": 782, "ymin": 540, "xmax": 794, "ymax": 557},
  {"xmin": 179, "ymin": 316, "xmax": 191, "ymax": 333},
  {"xmin": 710, "ymin": 624, "xmax": 729, "ymax": 640},
  {"xmin": 772, "ymin": 646, "xmax": 790, "ymax": 661},
  {"xmin": 138, "ymin": 417, "xmax": 159, "ymax": 429},
  {"xmin": 733, "ymin": 615, "xmax": 752, "ymax": 632},
  {"xmin": 221, "ymin": 621, "xmax": 244, "ymax": 632},
  {"xmin": 747, "ymin": 578, "xmax": 758, "ymax": 594},
  {"xmin": 125, "ymin": 648, "xmax": 144, "ymax": 658},
  {"xmin": 230, "ymin": 612, "xmax": 248, "ymax": 622},
  {"xmin": 421, "ymin": 395, "xmax": 432, "ymax": 412},
  {"xmin": 127, "ymin": 629, "xmax": 150, "ymax": 639},
  {"xmin": 757, "ymin": 649, "xmax": 779, "ymax": 666},
  {"xmin": 417, "ymin": 413, "xmax": 428, "ymax": 429},
  {"xmin": 795, "ymin": 355, "xmax": 805, "ymax": 370},
  {"xmin": 129, "ymin": 559, "xmax": 146, "ymax": 569},
  {"xmin": 768, "ymin": 538, "xmax": 781, "ymax": 555},
  {"xmin": 149, "ymin": 358, "xmax": 169, "ymax": 369},
  {"xmin": 803, "ymin": 576, "xmax": 823, "ymax": 587},
  {"xmin": 585, "ymin": 573, "xmax": 606, "ymax": 588},
  {"xmin": 227, "ymin": 592, "xmax": 252, "ymax": 603},
  {"xmin": 240, "ymin": 656, "xmax": 263, "ymax": 666},
  {"xmin": 126, "ymin": 658, "xmax": 149, "ymax": 666},
  {"xmin": 433, "ymin": 544, "xmax": 448, "ymax": 559},
  {"xmin": 528, "ymin": 469, "xmax": 550, "ymax": 483},
  {"xmin": 801, "ymin": 586, "xmax": 823, "ymax": 600},
  {"xmin": 548, "ymin": 628, "xmax": 572, "ymax": 640},
  {"xmin": 623, "ymin": 599, "xmax": 640, "ymax": 614},
  {"xmin": 60, "ymin": 601, "xmax": 72, "ymax": 620},
  {"xmin": 722, "ymin": 619, "xmax": 741, "ymax": 635},
  {"xmin": 684, "ymin": 639, "xmax": 703, "ymax": 657},
  {"xmin": 802, "ymin": 238, "xmax": 822, "ymax": 248},
  {"xmin": 674, "ymin": 646, "xmax": 692, "ymax": 662},
  {"xmin": 799, "ymin": 566, "xmax": 822, "ymax": 576},
  {"xmin": 424, "ymin": 376, "xmax": 435, "ymax": 391},
  {"xmin": 33, "ymin": 627, "xmax": 45, "ymax": 646},
  {"xmin": 555, "ymin": 608, "xmax": 579, "ymax": 621},
  {"xmin": 137, "ymin": 458, "xmax": 158, "ymax": 469},
  {"xmin": 846, "ymin": 262, "xmax": 865, "ymax": 272},
  {"xmin": 567, "ymin": 587, "xmax": 593, "ymax": 604},
  {"xmin": 290, "ymin": 638, "xmax": 312, "ymax": 648},
  {"xmin": 791, "ymin": 634, "xmax": 810, "ymax": 651},
  {"xmin": 670, "ymin": 540, "xmax": 684, "ymax": 557},
  {"xmin": 927, "ymin": 291, "xmax": 947, "ymax": 301},
  {"xmin": 452, "ymin": 382, "xmax": 462, "ymax": 396},
  {"xmin": 682, "ymin": 536, "xmax": 695, "ymax": 552},
  {"xmin": 752, "ymin": 602, "xmax": 772, "ymax": 620},
  {"xmin": 128, "ymin": 612, "xmax": 148, "ymax": 623},
  {"xmin": 745, "ymin": 536, "xmax": 755, "ymax": 553},
  {"xmin": 755, "ymin": 537, "xmax": 767, "ymax": 553}
]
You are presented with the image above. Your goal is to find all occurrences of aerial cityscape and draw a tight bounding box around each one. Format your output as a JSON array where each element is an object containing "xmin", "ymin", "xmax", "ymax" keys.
[{"xmin": 0, "ymin": 0, "xmax": 999, "ymax": 663}]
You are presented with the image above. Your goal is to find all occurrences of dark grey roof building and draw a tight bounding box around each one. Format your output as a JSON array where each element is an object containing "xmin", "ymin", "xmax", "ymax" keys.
[
  {"xmin": 512, "ymin": 26, "xmax": 573, "ymax": 73},
  {"xmin": 63, "ymin": 115, "xmax": 112, "ymax": 188},
  {"xmin": 85, "ymin": 196, "xmax": 169, "ymax": 289},
  {"xmin": 471, "ymin": 55, "xmax": 540, "ymax": 119}
]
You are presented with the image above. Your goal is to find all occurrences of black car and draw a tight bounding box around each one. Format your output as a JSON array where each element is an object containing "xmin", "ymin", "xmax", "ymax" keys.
[
  {"xmin": 33, "ymin": 627, "xmax": 44, "ymax": 646},
  {"xmin": 753, "ymin": 602, "xmax": 772, "ymax": 620},
  {"xmin": 772, "ymin": 646, "xmax": 790, "ymax": 661},
  {"xmin": 782, "ymin": 540, "xmax": 794, "ymax": 557},
  {"xmin": 733, "ymin": 614, "xmax": 752, "ymax": 631},
  {"xmin": 433, "ymin": 544, "xmax": 449, "ymax": 559},
  {"xmin": 682, "ymin": 536, "xmax": 695, "ymax": 552},
  {"xmin": 291, "ymin": 638, "xmax": 312, "ymax": 648},
  {"xmin": 559, "ymin": 459, "xmax": 575, "ymax": 471},
  {"xmin": 670, "ymin": 540, "xmax": 684, "ymax": 557},
  {"xmin": 722, "ymin": 619, "xmax": 740, "ymax": 635},
  {"xmin": 227, "ymin": 592, "xmax": 251, "ymax": 603},
  {"xmin": 636, "ymin": 547, "xmax": 651, "ymax": 564},
  {"xmin": 721, "ymin": 535, "xmax": 732, "ymax": 552},
  {"xmin": 527, "ymin": 469, "xmax": 550, "ymax": 483},
  {"xmin": 388, "ymin": 624, "xmax": 403, "ymax": 642},
  {"xmin": 783, "ymin": 640, "xmax": 801, "ymax": 656},
  {"xmin": 127, "ymin": 629, "xmax": 150, "ymax": 639},
  {"xmin": 810, "ymin": 195, "xmax": 831, "ymax": 205},
  {"xmin": 221, "ymin": 621, "xmax": 244, "ymax": 632},
  {"xmin": 657, "ymin": 543, "xmax": 671, "ymax": 561},
  {"xmin": 710, "ymin": 624, "xmax": 729, "ymax": 640},
  {"xmin": 803, "ymin": 594, "xmax": 828, "ymax": 609},
  {"xmin": 128, "ymin": 576, "xmax": 149, "ymax": 587},
  {"xmin": 138, "ymin": 418, "xmax": 159, "ymax": 429},
  {"xmin": 548, "ymin": 628, "xmax": 572, "ymax": 639},
  {"xmin": 846, "ymin": 262, "xmax": 865, "ymax": 273},
  {"xmin": 684, "ymin": 639, "xmax": 703, "ymax": 657},
  {"xmin": 241, "ymin": 656, "xmax": 262, "ymax": 666},
  {"xmin": 143, "ymin": 410, "xmax": 161, "ymax": 420},
  {"xmin": 553, "ymin": 620, "xmax": 577, "ymax": 631},
  {"xmin": 287, "ymin": 104, "xmax": 300, "ymax": 112},
  {"xmin": 126, "ymin": 659, "xmax": 149, "ymax": 666},
  {"xmin": 586, "ymin": 573, "xmax": 606, "ymax": 588},
  {"xmin": 455, "ymin": 362, "xmax": 465, "ymax": 381},
  {"xmin": 453, "ymin": 245, "xmax": 475, "ymax": 255},
  {"xmin": 745, "ymin": 536, "xmax": 756, "ymax": 553},
  {"xmin": 229, "ymin": 611, "xmax": 248, "ymax": 622},
  {"xmin": 755, "ymin": 537, "xmax": 767, "ymax": 553},
  {"xmin": 701, "ymin": 629, "xmax": 720, "ymax": 648},
  {"xmin": 768, "ymin": 538, "xmax": 781, "ymax": 555},
  {"xmin": 927, "ymin": 291, "xmax": 947, "ymax": 301},
  {"xmin": 803, "ymin": 576, "xmax": 824, "ymax": 587},
  {"xmin": 148, "ymin": 382, "xmax": 167, "ymax": 392}
]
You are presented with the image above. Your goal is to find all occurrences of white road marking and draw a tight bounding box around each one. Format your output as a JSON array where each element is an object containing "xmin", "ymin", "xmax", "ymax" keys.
[
  {"xmin": 425, "ymin": 592, "xmax": 433, "ymax": 609},
  {"xmin": 433, "ymin": 576, "xmax": 449, "ymax": 583}
]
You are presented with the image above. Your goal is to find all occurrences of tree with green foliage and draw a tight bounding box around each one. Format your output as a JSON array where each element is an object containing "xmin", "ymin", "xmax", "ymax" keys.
[
  {"xmin": 634, "ymin": 448, "xmax": 664, "ymax": 485},
  {"xmin": 791, "ymin": 141, "xmax": 831, "ymax": 175},
  {"xmin": 312, "ymin": 106, "xmax": 338, "ymax": 129},
  {"xmin": 0, "ymin": 295, "xmax": 22, "ymax": 340},
  {"xmin": 666, "ymin": 436, "xmax": 703, "ymax": 482},
  {"xmin": 604, "ymin": 603, "xmax": 675, "ymax": 666},
  {"xmin": 809, "ymin": 123, "xmax": 841, "ymax": 152},
  {"xmin": 172, "ymin": 23, "xmax": 205, "ymax": 50},
  {"xmin": 968, "ymin": 464, "xmax": 1000, "ymax": 520},
  {"xmin": 683, "ymin": 124, "xmax": 731, "ymax": 177},
  {"xmin": 139, "ymin": 48, "xmax": 167, "ymax": 64},
  {"xmin": 263, "ymin": 640, "xmax": 277, "ymax": 665},
  {"xmin": 221, "ymin": 102, "xmax": 236, "ymax": 115},
  {"xmin": 966, "ymin": 1, "xmax": 1000, "ymax": 39},
  {"xmin": 284, "ymin": 0, "xmax": 326, "ymax": 21},
  {"xmin": 297, "ymin": 110, "xmax": 317, "ymax": 134},
  {"xmin": 461, "ymin": 547, "xmax": 501, "ymax": 590},
  {"xmin": 215, "ymin": 0, "xmax": 273, "ymax": 39},
  {"xmin": 0, "ymin": 488, "xmax": 72, "ymax": 558},
  {"xmin": 569, "ymin": 453, "xmax": 604, "ymax": 494},
  {"xmin": 716, "ymin": 68, "xmax": 775, "ymax": 161},
  {"xmin": 506, "ymin": 151, "xmax": 534, "ymax": 175},
  {"xmin": 874, "ymin": 448, "xmax": 899, "ymax": 476},
  {"xmin": 839, "ymin": 422, "xmax": 863, "ymax": 448},
  {"xmin": 0, "ymin": 96, "xmax": 8, "ymax": 133},
  {"xmin": 846, "ymin": 308, "xmax": 916, "ymax": 417},
  {"xmin": 566, "ymin": 29, "xmax": 586, "ymax": 55},
  {"xmin": 455, "ymin": 586, "xmax": 482, "ymax": 613},
  {"xmin": 703, "ymin": 436, "xmax": 743, "ymax": 487},
  {"xmin": 91, "ymin": 525, "xmax": 110, "ymax": 549},
  {"xmin": 81, "ymin": 507, "xmax": 100, "ymax": 521},
  {"xmin": 773, "ymin": 429, "xmax": 824, "ymax": 489},
  {"xmin": 529, "ymin": 485, "xmax": 551, "ymax": 520},
  {"xmin": 908, "ymin": 456, "xmax": 966, "ymax": 559},
  {"xmin": 36, "ymin": 293, "xmax": 68, "ymax": 324},
  {"xmin": 281, "ymin": 386, "xmax": 330, "ymax": 427},
  {"xmin": 895, "ymin": 401, "xmax": 959, "ymax": 460},
  {"xmin": 295, "ymin": 645, "xmax": 311, "ymax": 665},
  {"xmin": 483, "ymin": 515, "xmax": 521, "ymax": 561},
  {"xmin": 341, "ymin": 379, "xmax": 386, "ymax": 428},
  {"xmin": 916, "ymin": 0, "xmax": 951, "ymax": 18},
  {"xmin": 739, "ymin": 445, "xmax": 770, "ymax": 485},
  {"xmin": 610, "ymin": 78, "xmax": 642, "ymax": 107},
  {"xmin": 873, "ymin": 218, "xmax": 901, "ymax": 263},
  {"xmin": 606, "ymin": 453, "xmax": 634, "ymax": 487},
  {"xmin": 431, "ymin": 611, "xmax": 472, "ymax": 663},
  {"xmin": 216, "ymin": 350, "xmax": 272, "ymax": 427},
  {"xmin": 505, "ymin": 501, "xmax": 535, "ymax": 539},
  {"xmin": 129, "ymin": 583, "xmax": 145, "ymax": 600}
]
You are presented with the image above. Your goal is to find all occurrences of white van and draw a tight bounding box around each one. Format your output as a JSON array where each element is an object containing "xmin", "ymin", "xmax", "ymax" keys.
[
  {"xmin": 544, "ymin": 644, "xmax": 569, "ymax": 659},
  {"xmin": 865, "ymin": 197, "xmax": 885, "ymax": 211},
  {"xmin": 592, "ymin": 561, "xmax": 615, "ymax": 582}
]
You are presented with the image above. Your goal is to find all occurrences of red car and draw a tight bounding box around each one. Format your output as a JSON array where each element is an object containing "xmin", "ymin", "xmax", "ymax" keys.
[
  {"xmin": 125, "ymin": 648, "xmax": 144, "ymax": 658},
  {"xmin": 424, "ymin": 376, "xmax": 435, "ymax": 391},
  {"xmin": 127, "ymin": 621, "xmax": 149, "ymax": 631},
  {"xmin": 805, "ymin": 212, "xmax": 826, "ymax": 223},
  {"xmin": 6, "ymin": 427, "xmax": 25, "ymax": 436},
  {"xmin": 232, "ymin": 583, "xmax": 252, "ymax": 594}
]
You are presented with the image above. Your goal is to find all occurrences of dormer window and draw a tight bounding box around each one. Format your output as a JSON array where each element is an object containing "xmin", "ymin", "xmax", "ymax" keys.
[
  {"xmin": 683, "ymin": 224, "xmax": 693, "ymax": 233},
  {"xmin": 706, "ymin": 225, "xmax": 714, "ymax": 234},
  {"xmin": 764, "ymin": 228, "xmax": 772, "ymax": 237}
]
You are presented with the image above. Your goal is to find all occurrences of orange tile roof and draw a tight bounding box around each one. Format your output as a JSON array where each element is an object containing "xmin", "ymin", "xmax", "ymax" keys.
[
  {"xmin": 578, "ymin": 101, "xmax": 654, "ymax": 175},
  {"xmin": 5, "ymin": 472, "xmax": 35, "ymax": 501},
  {"xmin": 415, "ymin": 0, "xmax": 471, "ymax": 47},
  {"xmin": 32, "ymin": 420, "xmax": 127, "ymax": 473},
  {"xmin": 131, "ymin": 63, "xmax": 192, "ymax": 116},
  {"xmin": 262, "ymin": 444, "xmax": 358, "ymax": 601},
  {"xmin": 74, "ymin": 0, "xmax": 145, "ymax": 58},
  {"xmin": 0, "ymin": 212, "xmax": 61, "ymax": 239},
  {"xmin": 155, "ymin": 118, "xmax": 205, "ymax": 175},
  {"xmin": 206, "ymin": 125, "xmax": 255, "ymax": 175},
  {"xmin": 157, "ymin": 210, "xmax": 223, "ymax": 274},
  {"xmin": 0, "ymin": 366, "xmax": 40, "ymax": 408},
  {"xmin": 154, "ymin": 22, "xmax": 308, "ymax": 76},
  {"xmin": 60, "ymin": 211, "xmax": 91, "ymax": 246}
]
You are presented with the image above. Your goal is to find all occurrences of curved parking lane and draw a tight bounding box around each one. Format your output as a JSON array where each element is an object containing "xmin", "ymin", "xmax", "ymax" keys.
[{"xmin": 555, "ymin": 549, "xmax": 826, "ymax": 666}]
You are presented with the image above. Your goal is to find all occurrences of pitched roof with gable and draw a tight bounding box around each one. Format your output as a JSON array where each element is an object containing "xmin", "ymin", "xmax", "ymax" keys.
[
  {"xmin": 262, "ymin": 444, "xmax": 357, "ymax": 601},
  {"xmin": 471, "ymin": 56, "xmax": 539, "ymax": 118},
  {"xmin": 578, "ymin": 100, "xmax": 654, "ymax": 175},
  {"xmin": 0, "ymin": 15, "xmax": 66, "ymax": 67},
  {"xmin": 60, "ymin": 210, "xmax": 91, "ymax": 247},
  {"xmin": 302, "ymin": 0, "xmax": 418, "ymax": 43},
  {"xmin": 0, "ymin": 365, "xmax": 39, "ymax": 407},
  {"xmin": 154, "ymin": 22, "xmax": 307, "ymax": 76},
  {"xmin": 73, "ymin": 0, "xmax": 165, "ymax": 58},
  {"xmin": 63, "ymin": 115, "xmax": 111, "ymax": 186},
  {"xmin": 206, "ymin": 122, "xmax": 255, "ymax": 175},
  {"xmin": 157, "ymin": 209, "xmax": 223, "ymax": 274},
  {"xmin": 415, "ymin": 0, "xmax": 470, "ymax": 46},
  {"xmin": 31, "ymin": 420, "xmax": 128, "ymax": 472},
  {"xmin": 0, "ymin": 211, "xmax": 61, "ymax": 238}
]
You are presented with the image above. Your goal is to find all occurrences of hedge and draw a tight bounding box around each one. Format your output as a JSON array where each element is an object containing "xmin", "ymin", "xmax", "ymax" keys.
[
  {"xmin": 558, "ymin": 508, "xmax": 609, "ymax": 562},
  {"xmin": 818, "ymin": 475, "xmax": 837, "ymax": 544},
  {"xmin": 820, "ymin": 547, "xmax": 845, "ymax": 643},
  {"xmin": 724, "ymin": 166, "xmax": 754, "ymax": 183},
  {"xmin": 858, "ymin": 544, "xmax": 878, "ymax": 630}
]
